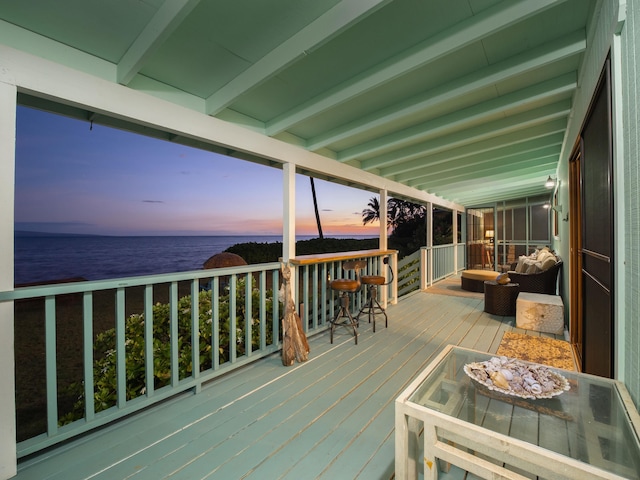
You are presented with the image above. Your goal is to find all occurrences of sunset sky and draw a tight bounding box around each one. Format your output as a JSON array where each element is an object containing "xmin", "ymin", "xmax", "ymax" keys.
[{"xmin": 14, "ymin": 106, "xmax": 379, "ymax": 237}]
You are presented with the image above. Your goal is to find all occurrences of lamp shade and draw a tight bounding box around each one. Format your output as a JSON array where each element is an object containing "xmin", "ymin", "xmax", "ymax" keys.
[
  {"xmin": 485, "ymin": 230, "xmax": 494, "ymax": 238},
  {"xmin": 545, "ymin": 176, "xmax": 555, "ymax": 188}
]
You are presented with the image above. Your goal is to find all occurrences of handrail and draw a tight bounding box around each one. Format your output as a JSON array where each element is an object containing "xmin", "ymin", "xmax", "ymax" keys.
[
  {"xmin": 287, "ymin": 248, "xmax": 397, "ymax": 265},
  {"xmin": 420, "ymin": 243, "xmax": 464, "ymax": 289},
  {"xmin": 4, "ymin": 263, "xmax": 283, "ymax": 457},
  {"xmin": 5, "ymin": 246, "xmax": 461, "ymax": 457},
  {"xmin": 3, "ymin": 251, "xmax": 400, "ymax": 457},
  {"xmin": 290, "ymin": 251, "xmax": 398, "ymax": 332}
]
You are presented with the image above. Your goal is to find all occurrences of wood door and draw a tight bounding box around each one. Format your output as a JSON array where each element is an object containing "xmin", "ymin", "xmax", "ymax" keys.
[
  {"xmin": 578, "ymin": 58, "xmax": 614, "ymax": 378},
  {"xmin": 569, "ymin": 147, "xmax": 583, "ymax": 370}
]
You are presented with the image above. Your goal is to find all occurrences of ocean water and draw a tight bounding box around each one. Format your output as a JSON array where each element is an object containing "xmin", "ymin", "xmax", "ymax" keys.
[{"xmin": 14, "ymin": 234, "xmax": 375, "ymax": 285}]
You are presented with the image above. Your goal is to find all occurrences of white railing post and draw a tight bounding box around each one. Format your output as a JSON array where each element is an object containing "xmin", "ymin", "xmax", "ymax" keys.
[
  {"xmin": 390, "ymin": 251, "xmax": 398, "ymax": 304},
  {"xmin": 453, "ymin": 209, "xmax": 459, "ymax": 273},
  {"xmin": 282, "ymin": 163, "xmax": 297, "ymax": 307},
  {"xmin": 0, "ymin": 81, "xmax": 17, "ymax": 480},
  {"xmin": 420, "ymin": 248, "xmax": 428, "ymax": 290}
]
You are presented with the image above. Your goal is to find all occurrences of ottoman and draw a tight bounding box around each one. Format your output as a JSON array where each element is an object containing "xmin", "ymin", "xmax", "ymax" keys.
[
  {"xmin": 484, "ymin": 281, "xmax": 520, "ymax": 316},
  {"xmin": 461, "ymin": 269, "xmax": 499, "ymax": 292},
  {"xmin": 516, "ymin": 292, "xmax": 564, "ymax": 334}
]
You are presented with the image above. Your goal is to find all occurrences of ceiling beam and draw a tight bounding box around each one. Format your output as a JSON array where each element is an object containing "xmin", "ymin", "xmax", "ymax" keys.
[
  {"xmin": 429, "ymin": 163, "xmax": 557, "ymax": 196},
  {"xmin": 401, "ymin": 134, "xmax": 564, "ymax": 185},
  {"xmin": 414, "ymin": 154, "xmax": 559, "ymax": 190},
  {"xmin": 407, "ymin": 145, "xmax": 559, "ymax": 185},
  {"xmin": 307, "ymin": 29, "xmax": 585, "ymax": 152},
  {"xmin": 117, "ymin": 0, "xmax": 201, "ymax": 85},
  {"xmin": 205, "ymin": 0, "xmax": 392, "ymax": 115},
  {"xmin": 357, "ymin": 74, "xmax": 574, "ymax": 170},
  {"xmin": 346, "ymin": 73, "xmax": 575, "ymax": 165},
  {"xmin": 265, "ymin": 0, "xmax": 568, "ymax": 136},
  {"xmin": 451, "ymin": 183, "xmax": 550, "ymax": 205},
  {"xmin": 380, "ymin": 121, "xmax": 566, "ymax": 178},
  {"xmin": 360, "ymin": 99, "xmax": 570, "ymax": 172}
]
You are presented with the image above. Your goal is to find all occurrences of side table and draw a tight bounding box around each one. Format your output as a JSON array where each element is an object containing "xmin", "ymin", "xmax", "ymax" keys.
[{"xmin": 484, "ymin": 281, "xmax": 519, "ymax": 315}]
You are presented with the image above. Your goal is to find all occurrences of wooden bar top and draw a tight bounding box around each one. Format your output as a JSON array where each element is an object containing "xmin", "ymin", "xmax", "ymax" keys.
[{"xmin": 287, "ymin": 249, "xmax": 397, "ymax": 266}]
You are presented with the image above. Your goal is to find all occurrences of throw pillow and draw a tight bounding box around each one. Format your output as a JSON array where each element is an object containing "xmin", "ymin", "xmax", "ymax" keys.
[
  {"xmin": 537, "ymin": 250, "xmax": 551, "ymax": 263},
  {"xmin": 526, "ymin": 261, "xmax": 542, "ymax": 274},
  {"xmin": 540, "ymin": 255, "xmax": 557, "ymax": 271},
  {"xmin": 515, "ymin": 256, "xmax": 528, "ymax": 273}
]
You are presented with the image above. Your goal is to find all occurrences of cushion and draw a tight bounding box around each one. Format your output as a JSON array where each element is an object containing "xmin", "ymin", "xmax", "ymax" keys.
[
  {"xmin": 537, "ymin": 250, "xmax": 551, "ymax": 263},
  {"xmin": 526, "ymin": 261, "xmax": 542, "ymax": 274},
  {"xmin": 461, "ymin": 269, "xmax": 500, "ymax": 281},
  {"xmin": 515, "ymin": 256, "xmax": 528, "ymax": 273},
  {"xmin": 540, "ymin": 255, "xmax": 557, "ymax": 271}
]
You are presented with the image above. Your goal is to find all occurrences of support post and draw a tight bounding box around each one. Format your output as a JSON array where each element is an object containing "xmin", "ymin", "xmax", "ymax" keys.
[
  {"xmin": 452, "ymin": 209, "xmax": 459, "ymax": 273},
  {"xmin": 0, "ymin": 80, "xmax": 17, "ymax": 480},
  {"xmin": 426, "ymin": 202, "xmax": 433, "ymax": 287}
]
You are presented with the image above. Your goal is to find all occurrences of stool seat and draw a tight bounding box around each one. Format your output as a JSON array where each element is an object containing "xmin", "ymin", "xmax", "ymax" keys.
[
  {"xmin": 361, "ymin": 275, "xmax": 386, "ymax": 285},
  {"xmin": 329, "ymin": 260, "xmax": 367, "ymax": 344},
  {"xmin": 356, "ymin": 274, "xmax": 389, "ymax": 332},
  {"xmin": 330, "ymin": 279, "xmax": 360, "ymax": 292}
]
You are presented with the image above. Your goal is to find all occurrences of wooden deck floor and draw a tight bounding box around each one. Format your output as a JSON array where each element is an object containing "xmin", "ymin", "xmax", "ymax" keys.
[{"xmin": 14, "ymin": 284, "xmax": 564, "ymax": 480}]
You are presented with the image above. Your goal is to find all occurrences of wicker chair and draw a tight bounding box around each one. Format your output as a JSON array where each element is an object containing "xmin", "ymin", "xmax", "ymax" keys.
[{"xmin": 507, "ymin": 260, "xmax": 562, "ymax": 295}]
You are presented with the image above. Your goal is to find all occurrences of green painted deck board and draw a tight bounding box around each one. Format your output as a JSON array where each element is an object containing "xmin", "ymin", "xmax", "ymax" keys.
[{"xmin": 15, "ymin": 286, "xmax": 564, "ymax": 480}]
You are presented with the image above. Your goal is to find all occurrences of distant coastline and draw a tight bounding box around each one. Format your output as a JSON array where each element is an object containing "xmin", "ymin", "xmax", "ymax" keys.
[
  {"xmin": 15, "ymin": 230, "xmax": 104, "ymax": 237},
  {"xmin": 14, "ymin": 233, "xmax": 377, "ymax": 285}
]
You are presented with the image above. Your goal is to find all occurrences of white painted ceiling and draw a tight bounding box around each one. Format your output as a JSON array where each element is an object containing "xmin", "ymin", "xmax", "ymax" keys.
[{"xmin": 0, "ymin": 0, "xmax": 597, "ymax": 206}]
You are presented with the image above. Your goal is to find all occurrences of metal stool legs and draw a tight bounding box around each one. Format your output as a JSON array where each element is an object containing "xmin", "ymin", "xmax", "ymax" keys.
[
  {"xmin": 330, "ymin": 291, "xmax": 358, "ymax": 344},
  {"xmin": 356, "ymin": 284, "xmax": 388, "ymax": 332}
]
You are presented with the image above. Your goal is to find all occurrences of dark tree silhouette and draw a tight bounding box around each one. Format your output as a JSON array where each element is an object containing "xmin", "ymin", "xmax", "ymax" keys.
[
  {"xmin": 309, "ymin": 177, "xmax": 323, "ymax": 239},
  {"xmin": 361, "ymin": 197, "xmax": 381, "ymax": 226},
  {"xmin": 361, "ymin": 197, "xmax": 426, "ymax": 233},
  {"xmin": 361, "ymin": 197, "xmax": 452, "ymax": 258}
]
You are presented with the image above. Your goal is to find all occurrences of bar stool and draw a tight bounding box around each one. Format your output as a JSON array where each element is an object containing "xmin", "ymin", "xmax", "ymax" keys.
[
  {"xmin": 356, "ymin": 257, "xmax": 393, "ymax": 332},
  {"xmin": 329, "ymin": 260, "xmax": 366, "ymax": 344}
]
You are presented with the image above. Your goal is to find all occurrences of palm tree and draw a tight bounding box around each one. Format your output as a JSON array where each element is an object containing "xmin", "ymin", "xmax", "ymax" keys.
[
  {"xmin": 362, "ymin": 196, "xmax": 426, "ymax": 233},
  {"xmin": 361, "ymin": 197, "xmax": 380, "ymax": 226},
  {"xmin": 309, "ymin": 177, "xmax": 323, "ymax": 239}
]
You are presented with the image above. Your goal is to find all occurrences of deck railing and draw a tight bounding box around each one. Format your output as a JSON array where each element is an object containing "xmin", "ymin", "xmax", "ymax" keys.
[
  {"xmin": 2, "ymin": 251, "xmax": 400, "ymax": 457},
  {"xmin": 294, "ymin": 253, "xmax": 397, "ymax": 327},
  {"xmin": 2, "ymin": 246, "xmax": 467, "ymax": 457},
  {"xmin": 4, "ymin": 264, "xmax": 284, "ymax": 457},
  {"xmin": 420, "ymin": 243, "xmax": 465, "ymax": 289}
]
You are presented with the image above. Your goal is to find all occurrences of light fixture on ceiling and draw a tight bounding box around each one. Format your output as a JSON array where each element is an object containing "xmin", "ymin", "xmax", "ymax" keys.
[{"xmin": 545, "ymin": 176, "xmax": 556, "ymax": 188}]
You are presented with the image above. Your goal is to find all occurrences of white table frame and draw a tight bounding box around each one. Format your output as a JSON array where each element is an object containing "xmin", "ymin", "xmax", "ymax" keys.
[{"xmin": 395, "ymin": 345, "xmax": 640, "ymax": 480}]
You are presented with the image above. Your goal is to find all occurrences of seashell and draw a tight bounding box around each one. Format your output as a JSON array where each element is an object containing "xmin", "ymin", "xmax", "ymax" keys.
[
  {"xmin": 529, "ymin": 383, "xmax": 542, "ymax": 395},
  {"xmin": 490, "ymin": 371, "xmax": 510, "ymax": 390},
  {"xmin": 499, "ymin": 369, "xmax": 514, "ymax": 381},
  {"xmin": 489, "ymin": 357, "xmax": 502, "ymax": 366},
  {"xmin": 465, "ymin": 358, "xmax": 569, "ymax": 399}
]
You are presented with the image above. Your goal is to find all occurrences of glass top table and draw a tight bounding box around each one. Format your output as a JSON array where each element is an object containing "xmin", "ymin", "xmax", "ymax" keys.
[{"xmin": 395, "ymin": 345, "xmax": 640, "ymax": 480}]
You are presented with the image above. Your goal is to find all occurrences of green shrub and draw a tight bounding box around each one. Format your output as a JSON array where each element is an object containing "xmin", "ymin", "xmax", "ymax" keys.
[
  {"xmin": 60, "ymin": 276, "xmax": 274, "ymax": 424},
  {"xmin": 225, "ymin": 237, "xmax": 380, "ymax": 263}
]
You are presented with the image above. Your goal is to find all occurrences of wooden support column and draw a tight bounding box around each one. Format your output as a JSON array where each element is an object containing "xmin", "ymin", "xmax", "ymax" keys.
[
  {"xmin": 379, "ymin": 189, "xmax": 388, "ymax": 250},
  {"xmin": 0, "ymin": 80, "xmax": 17, "ymax": 480},
  {"xmin": 281, "ymin": 162, "xmax": 298, "ymax": 308},
  {"xmin": 379, "ymin": 189, "xmax": 390, "ymax": 305},
  {"xmin": 452, "ymin": 209, "xmax": 459, "ymax": 273},
  {"xmin": 426, "ymin": 202, "xmax": 433, "ymax": 287},
  {"xmin": 282, "ymin": 163, "xmax": 296, "ymax": 262}
]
